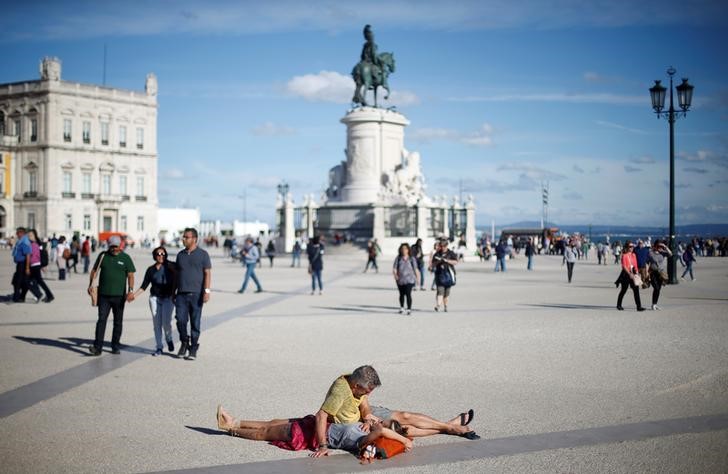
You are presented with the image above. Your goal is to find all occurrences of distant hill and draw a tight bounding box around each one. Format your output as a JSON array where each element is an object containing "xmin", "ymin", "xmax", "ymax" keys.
[{"xmin": 478, "ymin": 222, "xmax": 728, "ymax": 238}]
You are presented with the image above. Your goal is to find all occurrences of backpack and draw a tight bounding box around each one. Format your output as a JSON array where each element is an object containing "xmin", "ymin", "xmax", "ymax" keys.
[
  {"xmin": 40, "ymin": 245, "xmax": 49, "ymax": 268},
  {"xmin": 62, "ymin": 248, "xmax": 71, "ymax": 260}
]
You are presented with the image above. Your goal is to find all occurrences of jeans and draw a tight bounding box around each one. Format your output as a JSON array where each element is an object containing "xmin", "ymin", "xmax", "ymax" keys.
[
  {"xmin": 240, "ymin": 263, "xmax": 262, "ymax": 291},
  {"xmin": 95, "ymin": 294, "xmax": 126, "ymax": 351},
  {"xmin": 527, "ymin": 255, "xmax": 533, "ymax": 270},
  {"xmin": 494, "ymin": 257, "xmax": 506, "ymax": 272},
  {"xmin": 416, "ymin": 261, "xmax": 426, "ymax": 287},
  {"xmin": 175, "ymin": 292, "xmax": 203, "ymax": 346},
  {"xmin": 291, "ymin": 251, "xmax": 301, "ymax": 267},
  {"xmin": 29, "ymin": 265, "xmax": 53, "ymax": 300},
  {"xmin": 365, "ymin": 257, "xmax": 378, "ymax": 272},
  {"xmin": 311, "ymin": 269, "xmax": 323, "ymax": 291},
  {"xmin": 14, "ymin": 262, "xmax": 42, "ymax": 301},
  {"xmin": 83, "ymin": 255, "xmax": 90, "ymax": 273},
  {"xmin": 681, "ymin": 261, "xmax": 694, "ymax": 279},
  {"xmin": 149, "ymin": 295, "xmax": 174, "ymax": 350}
]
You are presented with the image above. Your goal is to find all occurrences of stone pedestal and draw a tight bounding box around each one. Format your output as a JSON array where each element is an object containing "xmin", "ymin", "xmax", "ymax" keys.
[{"xmin": 340, "ymin": 107, "xmax": 409, "ymax": 204}]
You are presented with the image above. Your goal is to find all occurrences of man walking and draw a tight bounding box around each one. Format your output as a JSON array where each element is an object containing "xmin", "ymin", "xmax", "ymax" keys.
[
  {"xmin": 175, "ymin": 228, "xmax": 212, "ymax": 361},
  {"xmin": 12, "ymin": 227, "xmax": 41, "ymax": 302},
  {"xmin": 82, "ymin": 236, "xmax": 92, "ymax": 273},
  {"xmin": 87, "ymin": 236, "xmax": 135, "ymax": 355},
  {"xmin": 238, "ymin": 237, "xmax": 263, "ymax": 294},
  {"xmin": 494, "ymin": 240, "xmax": 507, "ymax": 272}
]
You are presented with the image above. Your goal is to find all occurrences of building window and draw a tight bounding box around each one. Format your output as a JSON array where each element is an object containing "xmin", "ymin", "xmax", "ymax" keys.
[
  {"xmin": 82, "ymin": 173, "xmax": 92, "ymax": 194},
  {"xmin": 63, "ymin": 171, "xmax": 72, "ymax": 193},
  {"xmin": 102, "ymin": 174, "xmax": 111, "ymax": 195},
  {"xmin": 14, "ymin": 119, "xmax": 21, "ymax": 141},
  {"xmin": 136, "ymin": 176, "xmax": 144, "ymax": 197},
  {"xmin": 84, "ymin": 214, "xmax": 91, "ymax": 231},
  {"xmin": 119, "ymin": 175, "xmax": 127, "ymax": 195},
  {"xmin": 119, "ymin": 125, "xmax": 127, "ymax": 148},
  {"xmin": 0, "ymin": 170, "xmax": 4, "ymax": 195},
  {"xmin": 0, "ymin": 111, "xmax": 4, "ymax": 136},
  {"xmin": 31, "ymin": 119, "xmax": 38, "ymax": 142},
  {"xmin": 82, "ymin": 121, "xmax": 91, "ymax": 144},
  {"xmin": 28, "ymin": 212, "xmax": 36, "ymax": 229},
  {"xmin": 136, "ymin": 127, "xmax": 144, "ymax": 149},
  {"xmin": 63, "ymin": 119, "xmax": 72, "ymax": 142},
  {"xmin": 137, "ymin": 216, "xmax": 144, "ymax": 232},
  {"xmin": 120, "ymin": 215, "xmax": 127, "ymax": 232},
  {"xmin": 28, "ymin": 170, "xmax": 37, "ymax": 193},
  {"xmin": 65, "ymin": 214, "xmax": 72, "ymax": 230},
  {"xmin": 101, "ymin": 122, "xmax": 109, "ymax": 146}
]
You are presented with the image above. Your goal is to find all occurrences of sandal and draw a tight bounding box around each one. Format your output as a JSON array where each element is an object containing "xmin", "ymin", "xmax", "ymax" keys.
[
  {"xmin": 459, "ymin": 409, "xmax": 475, "ymax": 426},
  {"xmin": 217, "ymin": 405, "xmax": 237, "ymax": 432},
  {"xmin": 460, "ymin": 431, "xmax": 481, "ymax": 440}
]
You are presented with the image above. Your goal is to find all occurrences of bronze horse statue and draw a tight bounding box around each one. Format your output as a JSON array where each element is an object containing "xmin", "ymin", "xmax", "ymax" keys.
[{"xmin": 351, "ymin": 52, "xmax": 395, "ymax": 108}]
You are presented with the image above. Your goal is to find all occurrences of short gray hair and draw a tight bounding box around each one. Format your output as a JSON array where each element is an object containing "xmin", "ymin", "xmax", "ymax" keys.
[{"xmin": 350, "ymin": 365, "xmax": 381, "ymax": 390}]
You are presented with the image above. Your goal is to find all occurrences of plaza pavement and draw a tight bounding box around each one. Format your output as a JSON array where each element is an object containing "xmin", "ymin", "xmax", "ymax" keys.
[{"xmin": 0, "ymin": 246, "xmax": 727, "ymax": 473}]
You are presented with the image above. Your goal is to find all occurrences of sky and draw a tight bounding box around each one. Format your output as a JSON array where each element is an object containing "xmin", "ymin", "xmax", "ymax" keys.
[{"xmin": 2, "ymin": 0, "xmax": 727, "ymax": 228}]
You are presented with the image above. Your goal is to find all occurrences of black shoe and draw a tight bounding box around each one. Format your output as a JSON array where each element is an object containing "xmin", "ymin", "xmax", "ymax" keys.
[
  {"xmin": 637, "ymin": 307, "xmax": 646, "ymax": 312},
  {"xmin": 167, "ymin": 340, "xmax": 174, "ymax": 352},
  {"xmin": 88, "ymin": 346, "xmax": 102, "ymax": 356},
  {"xmin": 43, "ymin": 296, "xmax": 54, "ymax": 303},
  {"xmin": 254, "ymin": 289, "xmax": 263, "ymax": 293},
  {"xmin": 177, "ymin": 339, "xmax": 189, "ymax": 358},
  {"xmin": 185, "ymin": 344, "xmax": 199, "ymax": 361},
  {"xmin": 111, "ymin": 348, "xmax": 121, "ymax": 354},
  {"xmin": 617, "ymin": 306, "xmax": 624, "ymax": 311}
]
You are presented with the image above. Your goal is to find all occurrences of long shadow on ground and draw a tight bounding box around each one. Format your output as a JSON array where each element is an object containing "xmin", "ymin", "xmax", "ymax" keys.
[{"xmin": 13, "ymin": 336, "xmax": 150, "ymax": 356}]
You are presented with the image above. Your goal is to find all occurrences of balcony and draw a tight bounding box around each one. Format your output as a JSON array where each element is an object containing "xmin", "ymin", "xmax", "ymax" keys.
[
  {"xmin": 23, "ymin": 191, "xmax": 38, "ymax": 198},
  {"xmin": 135, "ymin": 195, "xmax": 147, "ymax": 202},
  {"xmin": 121, "ymin": 195, "xmax": 131, "ymax": 201},
  {"xmin": 62, "ymin": 192, "xmax": 76, "ymax": 198},
  {"xmin": 81, "ymin": 192, "xmax": 96, "ymax": 199}
]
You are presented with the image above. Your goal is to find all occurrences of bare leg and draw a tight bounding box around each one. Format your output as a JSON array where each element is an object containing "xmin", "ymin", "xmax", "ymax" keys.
[
  {"xmin": 218, "ymin": 406, "xmax": 292, "ymax": 442},
  {"xmin": 390, "ymin": 410, "xmax": 469, "ymax": 436}
]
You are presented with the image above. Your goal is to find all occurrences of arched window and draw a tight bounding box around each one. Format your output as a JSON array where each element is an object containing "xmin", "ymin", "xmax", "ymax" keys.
[{"xmin": 0, "ymin": 111, "xmax": 5, "ymax": 136}]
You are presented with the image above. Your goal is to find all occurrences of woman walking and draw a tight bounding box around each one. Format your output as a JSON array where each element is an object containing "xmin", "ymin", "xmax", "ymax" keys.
[
  {"xmin": 307, "ymin": 235, "xmax": 325, "ymax": 295},
  {"xmin": 129, "ymin": 246, "xmax": 177, "ymax": 356},
  {"xmin": 616, "ymin": 240, "xmax": 646, "ymax": 311},
  {"xmin": 265, "ymin": 240, "xmax": 276, "ymax": 267},
  {"xmin": 430, "ymin": 239, "xmax": 458, "ymax": 312},
  {"xmin": 28, "ymin": 229, "xmax": 54, "ymax": 302},
  {"xmin": 393, "ymin": 243, "xmax": 420, "ymax": 315},
  {"xmin": 647, "ymin": 240, "xmax": 672, "ymax": 310},
  {"xmin": 681, "ymin": 245, "xmax": 696, "ymax": 281},
  {"xmin": 562, "ymin": 240, "xmax": 577, "ymax": 283}
]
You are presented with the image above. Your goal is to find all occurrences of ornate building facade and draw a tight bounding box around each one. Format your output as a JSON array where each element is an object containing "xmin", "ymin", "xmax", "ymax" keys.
[{"xmin": 0, "ymin": 57, "xmax": 158, "ymax": 241}]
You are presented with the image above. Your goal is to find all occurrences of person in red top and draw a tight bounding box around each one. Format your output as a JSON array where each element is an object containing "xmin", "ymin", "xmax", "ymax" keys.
[
  {"xmin": 616, "ymin": 240, "xmax": 645, "ymax": 311},
  {"xmin": 82, "ymin": 236, "xmax": 92, "ymax": 273}
]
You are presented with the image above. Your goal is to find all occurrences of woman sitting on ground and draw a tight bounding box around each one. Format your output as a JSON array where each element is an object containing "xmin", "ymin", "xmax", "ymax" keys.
[{"xmin": 216, "ymin": 405, "xmax": 413, "ymax": 457}]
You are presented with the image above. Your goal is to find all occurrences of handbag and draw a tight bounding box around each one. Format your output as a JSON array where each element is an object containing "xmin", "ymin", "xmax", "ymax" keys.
[
  {"xmin": 360, "ymin": 437, "xmax": 408, "ymax": 462},
  {"xmin": 89, "ymin": 252, "xmax": 105, "ymax": 306},
  {"xmin": 436, "ymin": 265, "xmax": 456, "ymax": 287},
  {"xmin": 632, "ymin": 272, "xmax": 643, "ymax": 287}
]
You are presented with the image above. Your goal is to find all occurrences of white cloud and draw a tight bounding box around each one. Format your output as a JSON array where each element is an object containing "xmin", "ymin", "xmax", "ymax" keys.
[
  {"xmin": 286, "ymin": 70, "xmax": 354, "ymax": 104},
  {"xmin": 596, "ymin": 120, "xmax": 648, "ymax": 134},
  {"xmin": 633, "ymin": 155, "xmax": 655, "ymax": 164},
  {"xmin": 285, "ymin": 70, "xmax": 419, "ymax": 106},
  {"xmin": 624, "ymin": 165, "xmax": 642, "ymax": 172},
  {"xmin": 161, "ymin": 167, "xmax": 186, "ymax": 180},
  {"xmin": 678, "ymin": 149, "xmax": 728, "ymax": 168},
  {"xmin": 573, "ymin": 165, "xmax": 585, "ymax": 174},
  {"xmin": 683, "ymin": 167, "xmax": 708, "ymax": 174},
  {"xmin": 497, "ymin": 163, "xmax": 566, "ymax": 181},
  {"xmin": 563, "ymin": 191, "xmax": 584, "ymax": 200},
  {"xmin": 411, "ymin": 123, "xmax": 493, "ymax": 146},
  {"xmin": 251, "ymin": 121, "xmax": 296, "ymax": 137}
]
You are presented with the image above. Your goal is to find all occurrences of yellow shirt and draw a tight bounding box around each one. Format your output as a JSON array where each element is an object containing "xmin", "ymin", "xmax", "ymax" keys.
[{"xmin": 320, "ymin": 375, "xmax": 365, "ymax": 423}]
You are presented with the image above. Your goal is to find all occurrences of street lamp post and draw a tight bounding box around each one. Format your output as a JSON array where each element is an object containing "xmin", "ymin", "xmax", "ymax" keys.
[{"xmin": 649, "ymin": 67, "xmax": 694, "ymax": 284}]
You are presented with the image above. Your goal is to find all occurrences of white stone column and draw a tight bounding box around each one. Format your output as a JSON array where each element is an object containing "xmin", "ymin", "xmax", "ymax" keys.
[
  {"xmin": 416, "ymin": 202, "xmax": 428, "ymax": 239},
  {"xmin": 465, "ymin": 195, "xmax": 477, "ymax": 251},
  {"xmin": 340, "ymin": 107, "xmax": 409, "ymax": 204},
  {"xmin": 284, "ymin": 193, "xmax": 294, "ymax": 252},
  {"xmin": 372, "ymin": 204, "xmax": 385, "ymax": 242},
  {"xmin": 306, "ymin": 195, "xmax": 317, "ymax": 240}
]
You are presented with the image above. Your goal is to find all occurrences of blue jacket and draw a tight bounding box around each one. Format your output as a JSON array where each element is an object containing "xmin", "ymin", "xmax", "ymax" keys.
[
  {"xmin": 242, "ymin": 244, "xmax": 259, "ymax": 265},
  {"xmin": 12, "ymin": 235, "xmax": 32, "ymax": 263}
]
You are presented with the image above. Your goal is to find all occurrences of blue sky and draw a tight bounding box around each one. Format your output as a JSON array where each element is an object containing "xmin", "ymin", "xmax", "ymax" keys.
[{"xmin": 2, "ymin": 0, "xmax": 727, "ymax": 227}]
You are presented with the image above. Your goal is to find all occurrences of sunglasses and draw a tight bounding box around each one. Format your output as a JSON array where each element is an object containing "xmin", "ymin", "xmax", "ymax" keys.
[{"xmin": 154, "ymin": 252, "xmax": 167, "ymax": 257}]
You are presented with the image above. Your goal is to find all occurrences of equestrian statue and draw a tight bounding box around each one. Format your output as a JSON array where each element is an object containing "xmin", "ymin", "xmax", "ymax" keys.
[{"xmin": 352, "ymin": 24, "xmax": 396, "ymax": 108}]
